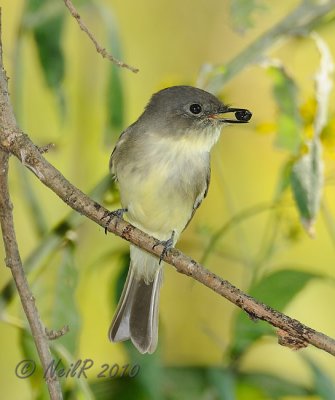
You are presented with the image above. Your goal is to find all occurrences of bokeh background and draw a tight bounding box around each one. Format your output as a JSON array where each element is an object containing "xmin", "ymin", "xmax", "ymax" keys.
[{"xmin": 1, "ymin": 0, "xmax": 335, "ymax": 399}]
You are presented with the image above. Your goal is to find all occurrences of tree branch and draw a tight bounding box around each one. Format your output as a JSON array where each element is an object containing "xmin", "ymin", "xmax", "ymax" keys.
[
  {"xmin": 205, "ymin": 0, "xmax": 335, "ymax": 94},
  {"xmin": 0, "ymin": 152, "xmax": 63, "ymax": 398},
  {"xmin": 1, "ymin": 9, "xmax": 335, "ymax": 387},
  {"xmin": 1, "ymin": 62, "xmax": 335, "ymax": 358},
  {"xmin": 0, "ymin": 10, "xmax": 63, "ymax": 400},
  {"xmin": 63, "ymin": 0, "xmax": 139, "ymax": 73}
]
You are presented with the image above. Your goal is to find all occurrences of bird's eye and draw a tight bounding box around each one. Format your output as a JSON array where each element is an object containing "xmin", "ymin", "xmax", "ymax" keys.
[{"xmin": 189, "ymin": 104, "xmax": 202, "ymax": 115}]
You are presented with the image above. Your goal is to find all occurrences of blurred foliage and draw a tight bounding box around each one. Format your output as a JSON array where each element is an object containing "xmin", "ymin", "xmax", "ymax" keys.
[
  {"xmin": 230, "ymin": 269, "xmax": 323, "ymax": 359},
  {"xmin": 51, "ymin": 242, "xmax": 80, "ymax": 355},
  {"xmin": 304, "ymin": 356, "xmax": 335, "ymax": 400},
  {"xmin": 88, "ymin": 367, "xmax": 316, "ymax": 400},
  {"xmin": 25, "ymin": 0, "xmax": 66, "ymax": 112},
  {"xmin": 291, "ymin": 138, "xmax": 323, "ymax": 234},
  {"xmin": 97, "ymin": 4, "xmax": 126, "ymax": 145},
  {"xmin": 20, "ymin": 330, "xmax": 49, "ymax": 399},
  {"xmin": 230, "ymin": 0, "xmax": 267, "ymax": 33},
  {"xmin": 1, "ymin": 0, "xmax": 335, "ymax": 399},
  {"xmin": 268, "ymin": 64, "xmax": 302, "ymax": 153}
]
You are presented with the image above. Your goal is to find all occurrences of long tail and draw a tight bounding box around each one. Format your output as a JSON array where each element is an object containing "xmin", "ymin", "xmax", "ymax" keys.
[{"xmin": 108, "ymin": 246, "xmax": 162, "ymax": 354}]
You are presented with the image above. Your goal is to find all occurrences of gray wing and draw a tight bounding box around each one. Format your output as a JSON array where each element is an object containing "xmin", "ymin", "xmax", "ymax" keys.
[
  {"xmin": 109, "ymin": 124, "xmax": 135, "ymax": 177},
  {"xmin": 183, "ymin": 168, "xmax": 210, "ymax": 231},
  {"xmin": 109, "ymin": 132, "xmax": 125, "ymax": 175}
]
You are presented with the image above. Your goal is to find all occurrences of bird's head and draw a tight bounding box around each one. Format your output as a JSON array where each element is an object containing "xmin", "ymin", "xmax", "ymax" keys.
[{"xmin": 141, "ymin": 86, "xmax": 252, "ymax": 133}]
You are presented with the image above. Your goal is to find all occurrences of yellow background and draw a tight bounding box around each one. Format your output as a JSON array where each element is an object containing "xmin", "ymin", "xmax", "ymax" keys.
[{"xmin": 0, "ymin": 0, "xmax": 335, "ymax": 399}]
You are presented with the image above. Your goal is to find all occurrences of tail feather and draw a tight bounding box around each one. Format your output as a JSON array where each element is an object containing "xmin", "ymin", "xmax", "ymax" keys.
[{"xmin": 109, "ymin": 247, "xmax": 162, "ymax": 354}]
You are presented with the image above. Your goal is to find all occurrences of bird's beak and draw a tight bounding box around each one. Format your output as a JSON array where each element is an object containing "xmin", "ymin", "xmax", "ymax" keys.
[{"xmin": 210, "ymin": 107, "xmax": 252, "ymax": 123}]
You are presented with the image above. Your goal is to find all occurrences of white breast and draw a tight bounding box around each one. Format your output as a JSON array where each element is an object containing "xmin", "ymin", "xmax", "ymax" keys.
[{"xmin": 115, "ymin": 126, "xmax": 221, "ymax": 238}]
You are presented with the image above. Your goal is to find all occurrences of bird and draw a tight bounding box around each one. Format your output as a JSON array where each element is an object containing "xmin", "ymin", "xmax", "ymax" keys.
[{"xmin": 108, "ymin": 85, "xmax": 252, "ymax": 353}]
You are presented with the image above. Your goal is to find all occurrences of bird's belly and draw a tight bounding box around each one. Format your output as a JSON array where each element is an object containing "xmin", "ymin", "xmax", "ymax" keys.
[{"xmin": 118, "ymin": 157, "xmax": 207, "ymax": 240}]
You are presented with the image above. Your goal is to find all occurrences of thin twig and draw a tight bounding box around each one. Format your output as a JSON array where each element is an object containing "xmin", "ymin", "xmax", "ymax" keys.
[
  {"xmin": 1, "ymin": 6, "xmax": 335, "ymax": 376},
  {"xmin": 63, "ymin": 0, "xmax": 139, "ymax": 73},
  {"xmin": 0, "ymin": 11, "xmax": 63, "ymax": 399},
  {"xmin": 46, "ymin": 325, "xmax": 70, "ymax": 340},
  {"xmin": 0, "ymin": 126, "xmax": 335, "ymax": 356},
  {"xmin": 205, "ymin": 0, "xmax": 335, "ymax": 93},
  {"xmin": 200, "ymin": 201, "xmax": 280, "ymax": 264},
  {"xmin": 0, "ymin": 150, "xmax": 63, "ymax": 399},
  {"xmin": 0, "ymin": 175, "xmax": 114, "ymax": 311}
]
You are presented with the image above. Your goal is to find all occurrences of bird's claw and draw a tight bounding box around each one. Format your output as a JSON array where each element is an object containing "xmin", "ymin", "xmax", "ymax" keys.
[
  {"xmin": 153, "ymin": 231, "xmax": 175, "ymax": 265},
  {"xmin": 103, "ymin": 208, "xmax": 128, "ymax": 234}
]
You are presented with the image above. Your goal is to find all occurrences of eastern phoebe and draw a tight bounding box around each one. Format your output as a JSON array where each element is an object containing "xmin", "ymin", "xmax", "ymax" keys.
[{"xmin": 108, "ymin": 85, "xmax": 251, "ymax": 353}]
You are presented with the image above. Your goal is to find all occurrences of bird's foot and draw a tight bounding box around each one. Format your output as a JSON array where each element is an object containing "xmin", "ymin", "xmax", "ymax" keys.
[
  {"xmin": 103, "ymin": 208, "xmax": 128, "ymax": 234},
  {"xmin": 153, "ymin": 231, "xmax": 175, "ymax": 265}
]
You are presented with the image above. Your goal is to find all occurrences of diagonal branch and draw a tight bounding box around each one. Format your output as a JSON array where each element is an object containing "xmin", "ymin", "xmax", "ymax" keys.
[
  {"xmin": 0, "ymin": 7, "xmax": 335, "ymax": 378},
  {"xmin": 0, "ymin": 66, "xmax": 335, "ymax": 357}
]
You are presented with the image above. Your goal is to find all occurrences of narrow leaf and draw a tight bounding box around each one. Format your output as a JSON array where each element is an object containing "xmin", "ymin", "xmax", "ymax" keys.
[
  {"xmin": 291, "ymin": 138, "xmax": 323, "ymax": 235},
  {"xmin": 0, "ymin": 175, "xmax": 114, "ymax": 312},
  {"xmin": 25, "ymin": 0, "xmax": 65, "ymax": 103},
  {"xmin": 290, "ymin": 34, "xmax": 333, "ymax": 235},
  {"xmin": 17, "ymin": 166, "xmax": 48, "ymax": 237},
  {"xmin": 304, "ymin": 356, "xmax": 335, "ymax": 400},
  {"xmin": 89, "ymin": 377, "xmax": 146, "ymax": 400},
  {"xmin": 275, "ymin": 158, "xmax": 293, "ymax": 199},
  {"xmin": 268, "ymin": 64, "xmax": 302, "ymax": 153},
  {"xmin": 19, "ymin": 329, "xmax": 49, "ymax": 399},
  {"xmin": 51, "ymin": 344, "xmax": 95, "ymax": 400},
  {"xmin": 206, "ymin": 367, "xmax": 236, "ymax": 400},
  {"xmin": 311, "ymin": 32, "xmax": 334, "ymax": 136},
  {"xmin": 51, "ymin": 243, "xmax": 81, "ymax": 355},
  {"xmin": 241, "ymin": 372, "xmax": 312, "ymax": 398},
  {"xmin": 250, "ymin": 269, "xmax": 320, "ymax": 309},
  {"xmin": 96, "ymin": 5, "xmax": 125, "ymax": 145},
  {"xmin": 105, "ymin": 64, "xmax": 125, "ymax": 145},
  {"xmin": 231, "ymin": 269, "xmax": 320, "ymax": 358}
]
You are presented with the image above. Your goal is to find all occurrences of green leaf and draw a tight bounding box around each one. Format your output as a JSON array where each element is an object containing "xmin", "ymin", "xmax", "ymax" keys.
[
  {"xmin": 230, "ymin": 269, "xmax": 320, "ymax": 358},
  {"xmin": 303, "ymin": 356, "xmax": 335, "ymax": 400},
  {"xmin": 50, "ymin": 344, "xmax": 95, "ymax": 400},
  {"xmin": 275, "ymin": 158, "xmax": 293, "ymax": 199},
  {"xmin": 250, "ymin": 269, "xmax": 320, "ymax": 309},
  {"xmin": 230, "ymin": 312, "xmax": 273, "ymax": 360},
  {"xmin": 0, "ymin": 175, "xmax": 114, "ymax": 313},
  {"xmin": 106, "ymin": 62, "xmax": 125, "ymax": 145},
  {"xmin": 89, "ymin": 377, "xmax": 147, "ymax": 400},
  {"xmin": 241, "ymin": 372, "xmax": 312, "ymax": 398},
  {"xmin": 311, "ymin": 32, "xmax": 334, "ymax": 137},
  {"xmin": 162, "ymin": 367, "xmax": 209, "ymax": 400},
  {"xmin": 236, "ymin": 383, "xmax": 268, "ymax": 400},
  {"xmin": 19, "ymin": 329, "xmax": 50, "ymax": 399},
  {"xmin": 89, "ymin": 367, "xmax": 312, "ymax": 400},
  {"xmin": 289, "ymin": 33, "xmax": 332, "ymax": 235},
  {"xmin": 51, "ymin": 244, "xmax": 81, "ymax": 355},
  {"xmin": 206, "ymin": 367, "xmax": 236, "ymax": 400},
  {"xmin": 268, "ymin": 65, "xmax": 302, "ymax": 153},
  {"xmin": 17, "ymin": 166, "xmax": 48, "ymax": 237},
  {"xmin": 25, "ymin": 0, "xmax": 65, "ymax": 96},
  {"xmin": 96, "ymin": 5, "xmax": 125, "ymax": 145},
  {"xmin": 291, "ymin": 138, "xmax": 323, "ymax": 235},
  {"xmin": 230, "ymin": 0, "xmax": 266, "ymax": 32},
  {"xmin": 127, "ymin": 347, "xmax": 163, "ymax": 400}
]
